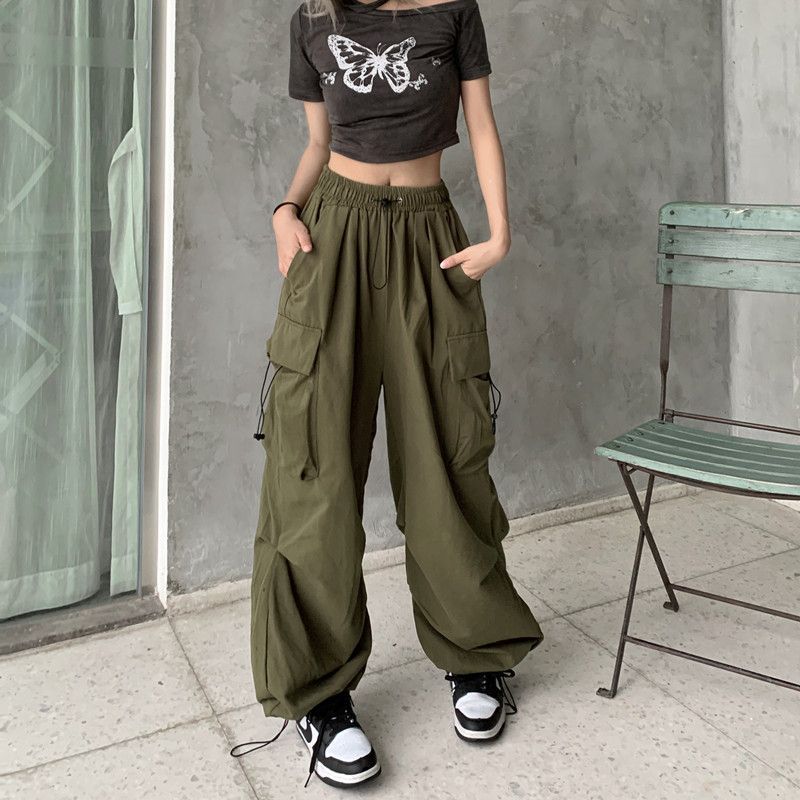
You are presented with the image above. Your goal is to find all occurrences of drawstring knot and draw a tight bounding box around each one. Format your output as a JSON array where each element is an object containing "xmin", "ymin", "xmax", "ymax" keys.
[{"xmin": 253, "ymin": 361, "xmax": 281, "ymax": 441}]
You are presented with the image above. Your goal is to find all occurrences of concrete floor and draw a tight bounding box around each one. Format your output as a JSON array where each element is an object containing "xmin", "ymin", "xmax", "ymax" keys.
[{"xmin": 2, "ymin": 491, "xmax": 799, "ymax": 798}]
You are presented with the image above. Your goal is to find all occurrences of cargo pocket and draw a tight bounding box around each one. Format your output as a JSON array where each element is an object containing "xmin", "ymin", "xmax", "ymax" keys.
[
  {"xmin": 446, "ymin": 330, "xmax": 497, "ymax": 472},
  {"xmin": 264, "ymin": 312, "xmax": 322, "ymax": 480}
]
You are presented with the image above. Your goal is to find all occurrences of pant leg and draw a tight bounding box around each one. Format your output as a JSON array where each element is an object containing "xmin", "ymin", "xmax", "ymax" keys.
[
  {"xmin": 250, "ymin": 188, "xmax": 384, "ymax": 720},
  {"xmin": 383, "ymin": 200, "xmax": 544, "ymax": 674}
]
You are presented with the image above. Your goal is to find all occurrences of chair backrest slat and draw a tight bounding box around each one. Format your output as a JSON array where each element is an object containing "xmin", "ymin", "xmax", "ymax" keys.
[
  {"xmin": 659, "ymin": 228, "xmax": 800, "ymax": 263},
  {"xmin": 658, "ymin": 257, "xmax": 800, "ymax": 294},
  {"xmin": 661, "ymin": 202, "xmax": 800, "ymax": 231},
  {"xmin": 658, "ymin": 202, "xmax": 800, "ymax": 294}
]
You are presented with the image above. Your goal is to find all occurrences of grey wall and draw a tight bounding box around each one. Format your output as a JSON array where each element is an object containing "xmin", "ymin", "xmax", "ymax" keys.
[
  {"xmin": 168, "ymin": 0, "xmax": 728, "ymax": 593},
  {"xmin": 723, "ymin": 1, "xmax": 800, "ymax": 432}
]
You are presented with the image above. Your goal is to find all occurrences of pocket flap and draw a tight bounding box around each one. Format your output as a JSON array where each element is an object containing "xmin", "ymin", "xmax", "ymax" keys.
[
  {"xmin": 447, "ymin": 330, "xmax": 491, "ymax": 381},
  {"xmin": 266, "ymin": 313, "xmax": 322, "ymax": 376}
]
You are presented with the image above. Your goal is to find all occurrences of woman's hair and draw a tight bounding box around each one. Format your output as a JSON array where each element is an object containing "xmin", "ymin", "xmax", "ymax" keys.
[
  {"xmin": 304, "ymin": 0, "xmax": 417, "ymax": 24},
  {"xmin": 302, "ymin": 0, "xmax": 341, "ymax": 20}
]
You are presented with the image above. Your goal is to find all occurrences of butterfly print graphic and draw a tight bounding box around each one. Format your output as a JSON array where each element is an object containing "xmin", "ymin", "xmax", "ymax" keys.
[
  {"xmin": 327, "ymin": 34, "xmax": 418, "ymax": 94},
  {"xmin": 320, "ymin": 71, "xmax": 337, "ymax": 86}
]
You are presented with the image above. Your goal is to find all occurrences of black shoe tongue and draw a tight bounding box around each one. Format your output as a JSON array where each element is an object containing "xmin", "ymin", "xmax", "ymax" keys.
[
  {"xmin": 453, "ymin": 673, "xmax": 500, "ymax": 701},
  {"xmin": 308, "ymin": 692, "xmax": 356, "ymax": 731}
]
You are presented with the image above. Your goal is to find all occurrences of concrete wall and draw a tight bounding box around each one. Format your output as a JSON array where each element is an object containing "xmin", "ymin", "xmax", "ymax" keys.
[
  {"xmin": 723, "ymin": 1, "xmax": 800, "ymax": 432},
  {"xmin": 168, "ymin": 0, "xmax": 727, "ymax": 593}
]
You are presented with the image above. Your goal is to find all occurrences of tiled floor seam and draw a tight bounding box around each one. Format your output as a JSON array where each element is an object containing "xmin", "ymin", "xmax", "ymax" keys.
[
  {"xmin": 0, "ymin": 713, "xmax": 215, "ymax": 780},
  {"xmin": 701, "ymin": 502, "xmax": 800, "ymax": 548},
  {"xmin": 512, "ymin": 542, "xmax": 800, "ymax": 619},
  {"xmin": 213, "ymin": 714, "xmax": 294, "ymax": 800},
  {"xmin": 560, "ymin": 613, "xmax": 800, "ymax": 793},
  {"xmin": 166, "ymin": 616, "xmax": 261, "ymax": 800},
  {"xmin": 505, "ymin": 574, "xmax": 561, "ymax": 618}
]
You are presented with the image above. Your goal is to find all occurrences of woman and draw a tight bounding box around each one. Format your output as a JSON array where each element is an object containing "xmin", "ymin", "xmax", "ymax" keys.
[{"xmin": 234, "ymin": 0, "xmax": 543, "ymax": 788}]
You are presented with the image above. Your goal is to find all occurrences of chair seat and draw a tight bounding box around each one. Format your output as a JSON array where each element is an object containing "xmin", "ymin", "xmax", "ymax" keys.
[{"xmin": 596, "ymin": 419, "xmax": 800, "ymax": 497}]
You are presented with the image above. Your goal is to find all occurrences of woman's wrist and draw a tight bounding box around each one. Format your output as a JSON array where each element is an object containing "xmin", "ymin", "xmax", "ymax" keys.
[
  {"xmin": 489, "ymin": 228, "xmax": 511, "ymax": 256},
  {"xmin": 272, "ymin": 204, "xmax": 300, "ymax": 229},
  {"xmin": 273, "ymin": 200, "xmax": 302, "ymax": 219}
]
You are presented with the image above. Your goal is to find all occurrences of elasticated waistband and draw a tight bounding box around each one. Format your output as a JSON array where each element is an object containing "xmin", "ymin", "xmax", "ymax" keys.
[{"xmin": 315, "ymin": 165, "xmax": 451, "ymax": 211}]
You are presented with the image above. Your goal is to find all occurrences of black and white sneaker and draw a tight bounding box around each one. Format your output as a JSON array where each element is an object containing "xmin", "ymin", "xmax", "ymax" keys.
[
  {"xmin": 445, "ymin": 669, "xmax": 518, "ymax": 742},
  {"xmin": 296, "ymin": 691, "xmax": 381, "ymax": 788}
]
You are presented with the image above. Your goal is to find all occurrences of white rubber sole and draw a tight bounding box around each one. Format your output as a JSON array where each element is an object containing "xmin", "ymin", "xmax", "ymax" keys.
[
  {"xmin": 454, "ymin": 706, "xmax": 506, "ymax": 742},
  {"xmin": 296, "ymin": 724, "xmax": 381, "ymax": 788}
]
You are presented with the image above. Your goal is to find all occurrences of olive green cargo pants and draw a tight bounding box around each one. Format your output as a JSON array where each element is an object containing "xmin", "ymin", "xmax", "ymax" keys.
[{"xmin": 251, "ymin": 166, "xmax": 543, "ymax": 720}]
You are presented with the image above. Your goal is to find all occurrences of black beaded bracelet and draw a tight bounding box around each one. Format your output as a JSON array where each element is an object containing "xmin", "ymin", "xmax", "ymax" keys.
[{"xmin": 272, "ymin": 201, "xmax": 302, "ymax": 217}]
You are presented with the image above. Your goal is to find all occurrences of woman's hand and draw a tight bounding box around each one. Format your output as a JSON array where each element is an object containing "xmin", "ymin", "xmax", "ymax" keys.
[
  {"xmin": 273, "ymin": 205, "xmax": 313, "ymax": 277},
  {"xmin": 439, "ymin": 234, "xmax": 510, "ymax": 281}
]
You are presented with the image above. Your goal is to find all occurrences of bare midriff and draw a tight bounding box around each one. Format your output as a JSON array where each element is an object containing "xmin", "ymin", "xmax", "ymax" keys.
[{"xmin": 327, "ymin": 150, "xmax": 444, "ymax": 187}]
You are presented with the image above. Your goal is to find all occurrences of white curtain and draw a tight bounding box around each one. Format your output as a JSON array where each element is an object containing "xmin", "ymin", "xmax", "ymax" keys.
[
  {"xmin": 0, "ymin": 0, "xmax": 150, "ymax": 619},
  {"xmin": 107, "ymin": 2, "xmax": 148, "ymax": 594}
]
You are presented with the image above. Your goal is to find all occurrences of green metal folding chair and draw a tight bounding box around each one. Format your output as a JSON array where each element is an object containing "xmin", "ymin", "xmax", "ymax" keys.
[{"xmin": 595, "ymin": 202, "xmax": 800, "ymax": 698}]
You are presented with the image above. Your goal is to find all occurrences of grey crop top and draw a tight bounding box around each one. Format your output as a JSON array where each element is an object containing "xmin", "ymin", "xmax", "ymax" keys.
[{"xmin": 288, "ymin": 0, "xmax": 492, "ymax": 163}]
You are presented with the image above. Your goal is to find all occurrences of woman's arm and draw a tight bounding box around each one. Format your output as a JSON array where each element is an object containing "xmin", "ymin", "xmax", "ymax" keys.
[
  {"xmin": 439, "ymin": 77, "xmax": 511, "ymax": 280},
  {"xmin": 273, "ymin": 101, "xmax": 331, "ymax": 276}
]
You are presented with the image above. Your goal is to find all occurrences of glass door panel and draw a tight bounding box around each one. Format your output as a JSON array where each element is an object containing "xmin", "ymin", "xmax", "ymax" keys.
[{"xmin": 0, "ymin": 0, "xmax": 151, "ymax": 620}]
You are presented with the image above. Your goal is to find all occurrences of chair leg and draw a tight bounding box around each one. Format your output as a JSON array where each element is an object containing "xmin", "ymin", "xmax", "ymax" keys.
[
  {"xmin": 597, "ymin": 466, "xmax": 681, "ymax": 700},
  {"xmin": 619, "ymin": 467, "xmax": 680, "ymax": 613},
  {"xmin": 597, "ymin": 527, "xmax": 646, "ymax": 698}
]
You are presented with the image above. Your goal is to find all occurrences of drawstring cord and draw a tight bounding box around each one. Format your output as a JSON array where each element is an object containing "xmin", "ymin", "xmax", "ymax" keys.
[
  {"xmin": 487, "ymin": 374, "xmax": 502, "ymax": 434},
  {"xmin": 302, "ymin": 714, "xmax": 328, "ymax": 787},
  {"xmin": 227, "ymin": 715, "xmax": 327, "ymax": 789},
  {"xmin": 369, "ymin": 195, "xmax": 401, "ymax": 289},
  {"xmin": 229, "ymin": 719, "xmax": 289, "ymax": 758},
  {"xmin": 497, "ymin": 668, "xmax": 518, "ymax": 715},
  {"xmin": 305, "ymin": 724, "xmax": 328, "ymax": 788},
  {"xmin": 253, "ymin": 362, "xmax": 282, "ymax": 441}
]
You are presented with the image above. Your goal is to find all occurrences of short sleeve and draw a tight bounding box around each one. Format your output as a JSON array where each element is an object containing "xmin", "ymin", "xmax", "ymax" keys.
[
  {"xmin": 456, "ymin": 3, "xmax": 492, "ymax": 81},
  {"xmin": 288, "ymin": 8, "xmax": 323, "ymax": 102}
]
